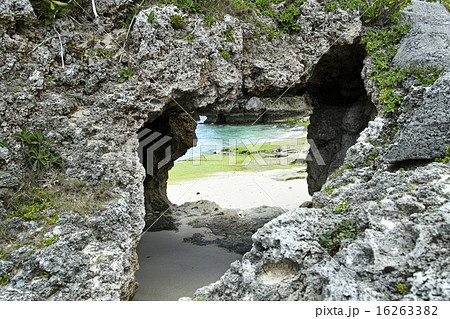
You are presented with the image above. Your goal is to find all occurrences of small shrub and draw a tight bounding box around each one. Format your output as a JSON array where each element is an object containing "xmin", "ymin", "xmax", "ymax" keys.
[
  {"xmin": 119, "ymin": 68, "xmax": 133, "ymax": 83},
  {"xmin": 325, "ymin": 2, "xmax": 337, "ymax": 12},
  {"xmin": 435, "ymin": 146, "xmax": 450, "ymax": 164},
  {"xmin": 224, "ymin": 27, "xmax": 234, "ymax": 41},
  {"xmin": 397, "ymin": 283, "xmax": 407, "ymax": 295},
  {"xmin": 32, "ymin": 0, "xmax": 70, "ymax": 25},
  {"xmin": 333, "ymin": 201, "xmax": 350, "ymax": 214},
  {"xmin": 219, "ymin": 50, "xmax": 231, "ymax": 58},
  {"xmin": 322, "ymin": 184, "xmax": 334, "ymax": 195},
  {"xmin": 13, "ymin": 127, "xmax": 61, "ymax": 174},
  {"xmin": 319, "ymin": 220, "xmax": 359, "ymax": 255},
  {"xmin": 204, "ymin": 13, "xmax": 216, "ymax": 27},
  {"xmin": 185, "ymin": 33, "xmax": 195, "ymax": 42},
  {"xmin": 409, "ymin": 66, "xmax": 445, "ymax": 86},
  {"xmin": 170, "ymin": 14, "xmax": 185, "ymax": 29},
  {"xmin": 144, "ymin": 10, "xmax": 156, "ymax": 22},
  {"xmin": 0, "ymin": 274, "xmax": 10, "ymax": 286},
  {"xmin": 38, "ymin": 235, "xmax": 60, "ymax": 248},
  {"xmin": 278, "ymin": 6, "xmax": 301, "ymax": 33}
]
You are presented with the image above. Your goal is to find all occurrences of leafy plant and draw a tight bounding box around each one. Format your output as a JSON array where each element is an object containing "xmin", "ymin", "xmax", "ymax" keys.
[
  {"xmin": 144, "ymin": 10, "xmax": 157, "ymax": 22},
  {"xmin": 219, "ymin": 50, "xmax": 231, "ymax": 58},
  {"xmin": 32, "ymin": 0, "xmax": 70, "ymax": 25},
  {"xmin": 119, "ymin": 67, "xmax": 133, "ymax": 83},
  {"xmin": 45, "ymin": 76, "xmax": 55, "ymax": 82},
  {"xmin": 224, "ymin": 27, "xmax": 234, "ymax": 41},
  {"xmin": 333, "ymin": 201, "xmax": 350, "ymax": 214},
  {"xmin": 325, "ymin": 2, "xmax": 337, "ymax": 12},
  {"xmin": 409, "ymin": 66, "xmax": 445, "ymax": 86},
  {"xmin": 185, "ymin": 33, "xmax": 195, "ymax": 42},
  {"xmin": 38, "ymin": 235, "xmax": 60, "ymax": 248},
  {"xmin": 0, "ymin": 139, "xmax": 7, "ymax": 148},
  {"xmin": 170, "ymin": 14, "xmax": 185, "ymax": 29},
  {"xmin": 13, "ymin": 127, "xmax": 61, "ymax": 173},
  {"xmin": 204, "ymin": 13, "xmax": 216, "ymax": 27},
  {"xmin": 319, "ymin": 220, "xmax": 359, "ymax": 255},
  {"xmin": 123, "ymin": 5, "xmax": 138, "ymax": 28},
  {"xmin": 435, "ymin": 146, "xmax": 450, "ymax": 164},
  {"xmin": 278, "ymin": 6, "xmax": 301, "ymax": 33},
  {"xmin": 0, "ymin": 274, "xmax": 10, "ymax": 286},
  {"xmin": 397, "ymin": 283, "xmax": 407, "ymax": 295}
]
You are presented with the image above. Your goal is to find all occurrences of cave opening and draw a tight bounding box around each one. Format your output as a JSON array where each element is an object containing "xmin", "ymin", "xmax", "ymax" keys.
[
  {"xmin": 304, "ymin": 42, "xmax": 377, "ymax": 195},
  {"xmin": 134, "ymin": 41, "xmax": 376, "ymax": 300}
]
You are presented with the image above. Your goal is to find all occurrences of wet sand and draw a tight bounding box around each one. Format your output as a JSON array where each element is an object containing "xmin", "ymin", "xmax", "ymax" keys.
[{"xmin": 134, "ymin": 223, "xmax": 241, "ymax": 301}]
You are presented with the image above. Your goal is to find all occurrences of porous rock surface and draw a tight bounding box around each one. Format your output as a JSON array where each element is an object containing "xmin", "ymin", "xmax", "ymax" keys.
[
  {"xmin": 187, "ymin": 1, "xmax": 450, "ymax": 301},
  {"xmin": 0, "ymin": 0, "xmax": 364, "ymax": 300}
]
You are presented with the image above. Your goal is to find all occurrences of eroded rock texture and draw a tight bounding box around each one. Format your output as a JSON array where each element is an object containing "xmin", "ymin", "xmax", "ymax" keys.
[
  {"xmin": 0, "ymin": 0, "xmax": 365, "ymax": 300},
  {"xmin": 187, "ymin": 1, "xmax": 450, "ymax": 301}
]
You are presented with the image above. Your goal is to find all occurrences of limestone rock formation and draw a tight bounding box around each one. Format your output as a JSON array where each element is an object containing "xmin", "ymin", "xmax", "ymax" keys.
[
  {"xmin": 0, "ymin": 0, "xmax": 448, "ymax": 301},
  {"xmin": 188, "ymin": 1, "xmax": 450, "ymax": 301}
]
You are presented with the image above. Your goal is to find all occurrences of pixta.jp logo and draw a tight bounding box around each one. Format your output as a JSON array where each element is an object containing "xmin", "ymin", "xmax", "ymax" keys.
[{"xmin": 137, "ymin": 128, "xmax": 172, "ymax": 176}]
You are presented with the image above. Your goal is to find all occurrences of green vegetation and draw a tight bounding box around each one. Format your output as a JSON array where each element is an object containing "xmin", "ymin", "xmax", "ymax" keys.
[
  {"xmin": 273, "ymin": 116, "xmax": 310, "ymax": 127},
  {"xmin": 0, "ymin": 139, "xmax": 7, "ymax": 148},
  {"xmin": 219, "ymin": 50, "xmax": 232, "ymax": 58},
  {"xmin": 361, "ymin": 24, "xmax": 444, "ymax": 114},
  {"xmin": 169, "ymin": 137, "xmax": 307, "ymax": 182},
  {"xmin": 118, "ymin": 67, "xmax": 133, "ymax": 83},
  {"xmin": 435, "ymin": 146, "xmax": 450, "ymax": 164},
  {"xmin": 397, "ymin": 283, "xmax": 407, "ymax": 295},
  {"xmin": 319, "ymin": 220, "xmax": 359, "ymax": 255},
  {"xmin": 204, "ymin": 13, "xmax": 216, "ymax": 26},
  {"xmin": 224, "ymin": 27, "xmax": 235, "ymax": 41},
  {"xmin": 324, "ymin": 2, "xmax": 337, "ymax": 12},
  {"xmin": 45, "ymin": 76, "xmax": 55, "ymax": 82},
  {"xmin": 13, "ymin": 127, "xmax": 61, "ymax": 175},
  {"xmin": 0, "ymin": 274, "xmax": 10, "ymax": 286},
  {"xmin": 144, "ymin": 10, "xmax": 157, "ymax": 22},
  {"xmin": 123, "ymin": 5, "xmax": 139, "ymax": 28},
  {"xmin": 32, "ymin": 0, "xmax": 70, "ymax": 25},
  {"xmin": 170, "ymin": 14, "xmax": 185, "ymax": 29},
  {"xmin": 185, "ymin": 33, "xmax": 195, "ymax": 42},
  {"xmin": 333, "ymin": 201, "xmax": 350, "ymax": 214},
  {"xmin": 38, "ymin": 235, "xmax": 60, "ymax": 248}
]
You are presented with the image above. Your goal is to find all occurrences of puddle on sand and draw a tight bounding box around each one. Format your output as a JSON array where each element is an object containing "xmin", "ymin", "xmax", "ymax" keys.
[{"xmin": 133, "ymin": 223, "xmax": 241, "ymax": 301}]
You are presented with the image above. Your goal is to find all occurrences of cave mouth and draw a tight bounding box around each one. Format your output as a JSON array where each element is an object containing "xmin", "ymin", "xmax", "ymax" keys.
[
  {"xmin": 137, "ymin": 41, "xmax": 375, "ymax": 230},
  {"xmin": 304, "ymin": 42, "xmax": 377, "ymax": 195}
]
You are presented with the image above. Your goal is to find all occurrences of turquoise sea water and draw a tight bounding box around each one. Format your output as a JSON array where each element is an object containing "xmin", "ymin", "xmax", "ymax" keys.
[{"xmin": 177, "ymin": 117, "xmax": 306, "ymax": 161}]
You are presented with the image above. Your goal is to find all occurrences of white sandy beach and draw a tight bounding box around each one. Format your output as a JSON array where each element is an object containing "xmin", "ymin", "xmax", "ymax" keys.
[{"xmin": 167, "ymin": 168, "xmax": 311, "ymax": 211}]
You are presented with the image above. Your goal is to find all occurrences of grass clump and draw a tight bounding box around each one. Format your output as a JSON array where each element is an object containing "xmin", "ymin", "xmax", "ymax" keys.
[
  {"xmin": 435, "ymin": 147, "xmax": 450, "ymax": 164},
  {"xmin": 170, "ymin": 14, "xmax": 185, "ymax": 29},
  {"xmin": 38, "ymin": 235, "xmax": 60, "ymax": 248},
  {"xmin": 204, "ymin": 13, "xmax": 216, "ymax": 26},
  {"xmin": 319, "ymin": 220, "xmax": 359, "ymax": 255},
  {"xmin": 219, "ymin": 50, "xmax": 232, "ymax": 58},
  {"xmin": 0, "ymin": 274, "xmax": 10, "ymax": 286},
  {"xmin": 224, "ymin": 27, "xmax": 234, "ymax": 41},
  {"xmin": 144, "ymin": 10, "xmax": 157, "ymax": 22}
]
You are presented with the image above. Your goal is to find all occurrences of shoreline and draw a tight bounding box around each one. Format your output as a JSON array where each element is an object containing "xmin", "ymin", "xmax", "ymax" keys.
[{"xmin": 167, "ymin": 168, "xmax": 311, "ymax": 211}]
